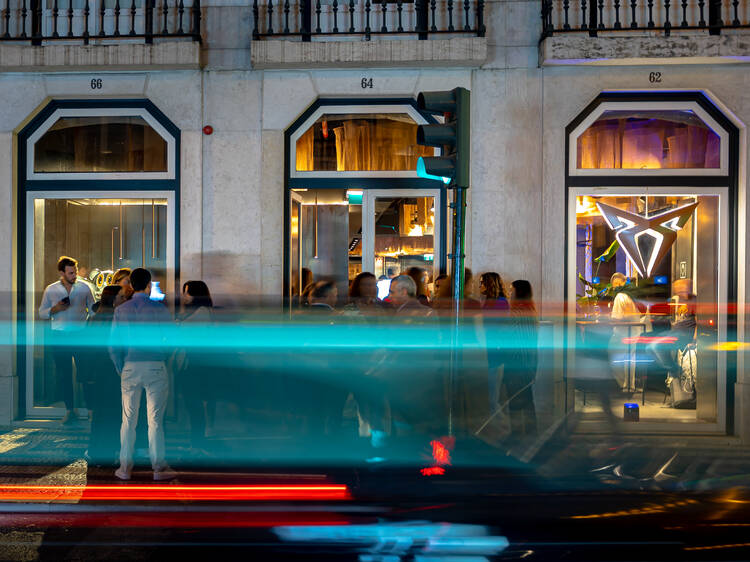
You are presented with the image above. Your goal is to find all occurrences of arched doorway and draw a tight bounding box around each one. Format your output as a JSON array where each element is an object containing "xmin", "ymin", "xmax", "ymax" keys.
[
  {"xmin": 17, "ymin": 99, "xmax": 180, "ymax": 419},
  {"xmin": 284, "ymin": 99, "xmax": 448, "ymax": 304},
  {"xmin": 564, "ymin": 92, "xmax": 739, "ymax": 433}
]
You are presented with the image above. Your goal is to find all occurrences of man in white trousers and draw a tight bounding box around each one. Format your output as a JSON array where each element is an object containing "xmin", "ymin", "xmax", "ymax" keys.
[{"xmin": 110, "ymin": 267, "xmax": 176, "ymax": 481}]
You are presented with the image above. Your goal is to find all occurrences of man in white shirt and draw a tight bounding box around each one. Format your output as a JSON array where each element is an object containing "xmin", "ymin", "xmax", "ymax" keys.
[{"xmin": 38, "ymin": 256, "xmax": 95, "ymax": 424}]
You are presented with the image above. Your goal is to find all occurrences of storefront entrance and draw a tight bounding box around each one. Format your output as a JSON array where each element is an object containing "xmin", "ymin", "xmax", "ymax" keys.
[
  {"xmin": 564, "ymin": 93, "xmax": 739, "ymax": 433},
  {"xmin": 25, "ymin": 193, "xmax": 175, "ymax": 417},
  {"xmin": 17, "ymin": 99, "xmax": 180, "ymax": 419},
  {"xmin": 285, "ymin": 100, "xmax": 446, "ymax": 303}
]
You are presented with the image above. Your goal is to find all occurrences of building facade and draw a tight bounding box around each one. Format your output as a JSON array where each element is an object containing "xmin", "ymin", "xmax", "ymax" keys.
[{"xmin": 1, "ymin": 0, "xmax": 748, "ymax": 444}]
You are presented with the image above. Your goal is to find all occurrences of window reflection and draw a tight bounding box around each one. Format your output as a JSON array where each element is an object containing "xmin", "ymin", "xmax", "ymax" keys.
[{"xmin": 34, "ymin": 116, "xmax": 168, "ymax": 173}]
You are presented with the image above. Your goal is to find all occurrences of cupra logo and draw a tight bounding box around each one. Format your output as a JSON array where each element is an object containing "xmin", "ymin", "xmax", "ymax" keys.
[{"xmin": 596, "ymin": 201, "xmax": 699, "ymax": 278}]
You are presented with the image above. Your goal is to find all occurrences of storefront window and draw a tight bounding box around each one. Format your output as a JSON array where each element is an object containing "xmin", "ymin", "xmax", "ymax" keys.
[
  {"xmin": 372, "ymin": 195, "xmax": 435, "ymax": 279},
  {"xmin": 290, "ymin": 188, "xmax": 438, "ymax": 302},
  {"xmin": 576, "ymin": 110, "xmax": 721, "ymax": 170},
  {"xmin": 573, "ymin": 193, "xmax": 720, "ymax": 424},
  {"xmin": 295, "ymin": 113, "xmax": 434, "ymax": 172},
  {"xmin": 34, "ymin": 116, "xmax": 168, "ymax": 173},
  {"xmin": 31, "ymin": 198, "xmax": 168, "ymax": 410}
]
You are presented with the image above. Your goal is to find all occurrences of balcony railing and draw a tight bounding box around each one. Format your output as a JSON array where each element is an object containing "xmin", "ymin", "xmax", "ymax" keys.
[
  {"xmin": 0, "ymin": 0, "xmax": 201, "ymax": 45},
  {"xmin": 252, "ymin": 0, "xmax": 486, "ymax": 41},
  {"xmin": 541, "ymin": 0, "xmax": 750, "ymax": 38}
]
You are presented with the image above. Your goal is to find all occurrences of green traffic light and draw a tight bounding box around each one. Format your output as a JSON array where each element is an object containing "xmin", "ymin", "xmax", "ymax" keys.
[{"xmin": 417, "ymin": 157, "xmax": 452, "ymax": 184}]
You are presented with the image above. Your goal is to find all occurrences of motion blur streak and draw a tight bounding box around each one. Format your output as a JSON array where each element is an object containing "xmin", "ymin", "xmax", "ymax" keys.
[
  {"xmin": 0, "ymin": 511, "xmax": 352, "ymax": 528},
  {"xmin": 274, "ymin": 522, "xmax": 508, "ymax": 558},
  {"xmin": 569, "ymin": 498, "xmax": 699, "ymax": 519},
  {"xmin": 685, "ymin": 542, "xmax": 750, "ymax": 551},
  {"xmin": 621, "ymin": 336, "xmax": 678, "ymax": 344},
  {"xmin": 421, "ymin": 467, "xmax": 446, "ymax": 476},
  {"xmin": 0, "ymin": 484, "xmax": 351, "ymax": 502}
]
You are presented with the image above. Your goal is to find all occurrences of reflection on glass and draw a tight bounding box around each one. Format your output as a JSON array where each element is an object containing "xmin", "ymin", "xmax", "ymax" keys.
[
  {"xmin": 374, "ymin": 196, "xmax": 435, "ymax": 280},
  {"xmin": 293, "ymin": 189, "xmax": 353, "ymax": 302},
  {"xmin": 573, "ymin": 194, "xmax": 719, "ymax": 425},
  {"xmin": 31, "ymin": 198, "xmax": 168, "ymax": 410},
  {"xmin": 295, "ymin": 113, "xmax": 434, "ymax": 172},
  {"xmin": 577, "ymin": 110, "xmax": 720, "ymax": 169},
  {"xmin": 34, "ymin": 116, "xmax": 168, "ymax": 173}
]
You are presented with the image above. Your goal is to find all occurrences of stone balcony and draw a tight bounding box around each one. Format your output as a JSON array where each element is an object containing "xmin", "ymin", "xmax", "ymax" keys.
[
  {"xmin": 0, "ymin": 0, "xmax": 202, "ymax": 71},
  {"xmin": 539, "ymin": 0, "xmax": 750, "ymax": 66},
  {"xmin": 250, "ymin": 0, "xmax": 488, "ymax": 69}
]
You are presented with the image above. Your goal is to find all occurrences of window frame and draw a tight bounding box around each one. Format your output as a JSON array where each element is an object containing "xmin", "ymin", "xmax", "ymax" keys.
[{"xmin": 27, "ymin": 107, "xmax": 176, "ymax": 181}]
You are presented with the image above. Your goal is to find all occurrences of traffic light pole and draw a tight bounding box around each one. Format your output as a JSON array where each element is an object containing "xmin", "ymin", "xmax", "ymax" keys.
[{"xmin": 448, "ymin": 184, "xmax": 467, "ymax": 437}]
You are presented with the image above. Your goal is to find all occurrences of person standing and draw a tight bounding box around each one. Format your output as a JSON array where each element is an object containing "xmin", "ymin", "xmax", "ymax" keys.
[
  {"xmin": 177, "ymin": 281, "xmax": 215, "ymax": 451},
  {"xmin": 608, "ymin": 272, "xmax": 641, "ymax": 391},
  {"xmin": 38, "ymin": 256, "xmax": 95, "ymax": 424},
  {"xmin": 110, "ymin": 268, "xmax": 176, "ymax": 481},
  {"xmin": 502, "ymin": 280, "xmax": 539, "ymax": 444},
  {"xmin": 81, "ymin": 285, "xmax": 123, "ymax": 467}
]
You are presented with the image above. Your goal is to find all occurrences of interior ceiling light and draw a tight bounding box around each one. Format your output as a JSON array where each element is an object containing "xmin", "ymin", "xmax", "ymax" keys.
[{"xmin": 596, "ymin": 200, "xmax": 698, "ymax": 278}]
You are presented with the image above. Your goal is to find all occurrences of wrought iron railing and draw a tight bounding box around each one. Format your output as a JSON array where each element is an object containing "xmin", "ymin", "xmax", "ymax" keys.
[
  {"xmin": 541, "ymin": 0, "xmax": 750, "ymax": 38},
  {"xmin": 0, "ymin": 0, "xmax": 201, "ymax": 44},
  {"xmin": 252, "ymin": 0, "xmax": 486, "ymax": 40}
]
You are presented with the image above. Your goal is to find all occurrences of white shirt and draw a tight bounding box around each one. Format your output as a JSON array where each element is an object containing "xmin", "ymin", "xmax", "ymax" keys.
[{"xmin": 38, "ymin": 280, "xmax": 95, "ymax": 332}]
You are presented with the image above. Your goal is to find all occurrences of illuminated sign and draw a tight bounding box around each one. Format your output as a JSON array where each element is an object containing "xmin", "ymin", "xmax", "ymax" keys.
[{"xmin": 596, "ymin": 201, "xmax": 698, "ymax": 278}]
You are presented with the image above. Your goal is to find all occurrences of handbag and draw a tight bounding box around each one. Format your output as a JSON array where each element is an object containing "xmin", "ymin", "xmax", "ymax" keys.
[{"xmin": 667, "ymin": 344, "xmax": 696, "ymax": 409}]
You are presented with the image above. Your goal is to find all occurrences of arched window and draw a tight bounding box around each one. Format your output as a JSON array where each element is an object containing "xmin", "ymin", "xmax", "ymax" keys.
[
  {"xmin": 295, "ymin": 112, "xmax": 433, "ymax": 172},
  {"xmin": 289, "ymin": 104, "xmax": 436, "ymax": 178},
  {"xmin": 27, "ymin": 107, "xmax": 176, "ymax": 180},
  {"xmin": 34, "ymin": 116, "xmax": 168, "ymax": 173},
  {"xmin": 569, "ymin": 101, "xmax": 728, "ymax": 176}
]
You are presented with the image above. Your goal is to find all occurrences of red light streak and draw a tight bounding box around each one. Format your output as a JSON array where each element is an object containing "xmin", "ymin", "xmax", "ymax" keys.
[
  {"xmin": 0, "ymin": 484, "xmax": 350, "ymax": 502},
  {"xmin": 420, "ymin": 467, "xmax": 446, "ymax": 476},
  {"xmin": 621, "ymin": 336, "xmax": 678, "ymax": 345},
  {"xmin": 0, "ymin": 511, "xmax": 351, "ymax": 528}
]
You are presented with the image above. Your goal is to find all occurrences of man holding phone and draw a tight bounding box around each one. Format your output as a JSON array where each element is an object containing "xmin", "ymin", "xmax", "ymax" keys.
[{"xmin": 39, "ymin": 256, "xmax": 95, "ymax": 424}]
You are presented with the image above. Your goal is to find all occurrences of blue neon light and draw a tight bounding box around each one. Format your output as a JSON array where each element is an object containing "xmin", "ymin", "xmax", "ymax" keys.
[{"xmin": 417, "ymin": 157, "xmax": 451, "ymax": 184}]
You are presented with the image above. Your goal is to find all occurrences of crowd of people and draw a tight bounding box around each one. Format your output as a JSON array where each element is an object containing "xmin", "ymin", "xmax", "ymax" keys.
[{"xmin": 39, "ymin": 255, "xmax": 541, "ymax": 477}]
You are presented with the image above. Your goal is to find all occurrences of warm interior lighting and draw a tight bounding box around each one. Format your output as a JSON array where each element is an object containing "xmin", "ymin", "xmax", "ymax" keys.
[
  {"xmin": 408, "ymin": 224, "xmax": 424, "ymax": 237},
  {"xmin": 576, "ymin": 196, "xmax": 599, "ymax": 217}
]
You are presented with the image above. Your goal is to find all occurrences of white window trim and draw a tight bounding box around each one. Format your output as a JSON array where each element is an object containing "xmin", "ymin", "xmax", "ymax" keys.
[
  {"xmin": 289, "ymin": 104, "xmax": 432, "ymax": 179},
  {"xmin": 568, "ymin": 101, "xmax": 729, "ymax": 177},
  {"xmin": 25, "ymin": 190, "xmax": 176, "ymax": 419},
  {"xmin": 362, "ymin": 188, "xmax": 442, "ymax": 280},
  {"xmin": 27, "ymin": 107, "xmax": 176, "ymax": 181},
  {"xmin": 566, "ymin": 186, "xmax": 728, "ymax": 433}
]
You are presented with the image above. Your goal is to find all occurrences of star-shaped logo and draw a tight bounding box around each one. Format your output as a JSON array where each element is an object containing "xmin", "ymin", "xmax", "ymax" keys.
[{"xmin": 596, "ymin": 200, "xmax": 698, "ymax": 278}]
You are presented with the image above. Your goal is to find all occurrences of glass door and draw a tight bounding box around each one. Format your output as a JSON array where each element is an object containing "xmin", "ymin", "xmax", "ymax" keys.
[
  {"xmin": 363, "ymin": 189, "xmax": 441, "ymax": 290},
  {"xmin": 567, "ymin": 187, "xmax": 728, "ymax": 432},
  {"xmin": 25, "ymin": 191, "xmax": 176, "ymax": 418}
]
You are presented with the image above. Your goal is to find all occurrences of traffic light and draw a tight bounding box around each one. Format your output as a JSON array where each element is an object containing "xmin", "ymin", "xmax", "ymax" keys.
[{"xmin": 415, "ymin": 87, "xmax": 470, "ymax": 188}]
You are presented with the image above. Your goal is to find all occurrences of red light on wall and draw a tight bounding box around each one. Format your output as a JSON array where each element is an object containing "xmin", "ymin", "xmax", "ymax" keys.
[{"xmin": 203, "ymin": 125, "xmax": 214, "ymax": 135}]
